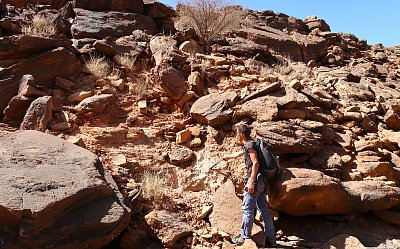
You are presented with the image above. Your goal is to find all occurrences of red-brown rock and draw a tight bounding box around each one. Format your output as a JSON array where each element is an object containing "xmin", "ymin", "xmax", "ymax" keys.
[{"xmin": 75, "ymin": 0, "xmax": 144, "ymax": 13}]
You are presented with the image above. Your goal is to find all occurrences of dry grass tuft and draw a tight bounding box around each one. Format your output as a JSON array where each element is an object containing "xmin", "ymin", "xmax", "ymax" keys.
[
  {"xmin": 85, "ymin": 55, "xmax": 110, "ymax": 79},
  {"xmin": 141, "ymin": 171, "xmax": 168, "ymax": 200},
  {"xmin": 260, "ymin": 60, "xmax": 314, "ymax": 80},
  {"xmin": 114, "ymin": 54, "xmax": 137, "ymax": 71},
  {"xmin": 21, "ymin": 15, "xmax": 57, "ymax": 37},
  {"xmin": 176, "ymin": 0, "xmax": 244, "ymax": 43}
]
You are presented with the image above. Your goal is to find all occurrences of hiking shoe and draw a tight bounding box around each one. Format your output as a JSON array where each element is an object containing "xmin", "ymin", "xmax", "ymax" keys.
[{"xmin": 231, "ymin": 234, "xmax": 245, "ymax": 245}]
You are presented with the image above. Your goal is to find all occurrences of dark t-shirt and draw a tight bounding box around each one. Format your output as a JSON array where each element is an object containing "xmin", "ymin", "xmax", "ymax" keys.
[{"xmin": 243, "ymin": 140, "xmax": 257, "ymax": 178}]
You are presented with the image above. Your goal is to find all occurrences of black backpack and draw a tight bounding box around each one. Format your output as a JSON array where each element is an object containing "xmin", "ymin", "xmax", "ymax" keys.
[{"xmin": 255, "ymin": 139, "xmax": 279, "ymax": 180}]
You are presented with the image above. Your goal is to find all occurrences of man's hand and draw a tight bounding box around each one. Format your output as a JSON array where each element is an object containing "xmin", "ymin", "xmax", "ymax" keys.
[
  {"xmin": 223, "ymin": 151, "xmax": 243, "ymax": 161},
  {"xmin": 248, "ymin": 184, "xmax": 255, "ymax": 194}
]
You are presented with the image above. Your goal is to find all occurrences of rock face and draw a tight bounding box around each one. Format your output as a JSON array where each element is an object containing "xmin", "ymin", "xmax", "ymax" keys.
[
  {"xmin": 71, "ymin": 8, "xmax": 156, "ymax": 39},
  {"xmin": 0, "ymin": 47, "xmax": 81, "ymax": 115},
  {"xmin": 74, "ymin": 0, "xmax": 144, "ymax": 13},
  {"xmin": 145, "ymin": 210, "xmax": 191, "ymax": 247},
  {"xmin": 190, "ymin": 93, "xmax": 234, "ymax": 127},
  {"xmin": 0, "ymin": 130, "xmax": 131, "ymax": 249},
  {"xmin": 157, "ymin": 64, "xmax": 188, "ymax": 100},
  {"xmin": 237, "ymin": 96, "xmax": 278, "ymax": 122}
]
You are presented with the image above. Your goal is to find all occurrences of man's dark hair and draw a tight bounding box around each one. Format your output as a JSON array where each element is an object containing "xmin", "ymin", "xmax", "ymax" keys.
[{"xmin": 237, "ymin": 124, "xmax": 252, "ymax": 140}]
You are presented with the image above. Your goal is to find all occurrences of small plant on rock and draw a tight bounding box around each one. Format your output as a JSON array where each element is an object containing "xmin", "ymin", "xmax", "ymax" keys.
[
  {"xmin": 21, "ymin": 15, "xmax": 57, "ymax": 37},
  {"xmin": 85, "ymin": 55, "xmax": 110, "ymax": 79},
  {"xmin": 141, "ymin": 171, "xmax": 168, "ymax": 200}
]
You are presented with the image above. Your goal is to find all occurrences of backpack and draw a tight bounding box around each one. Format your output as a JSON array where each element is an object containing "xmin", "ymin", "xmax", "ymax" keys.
[{"xmin": 255, "ymin": 139, "xmax": 279, "ymax": 181}]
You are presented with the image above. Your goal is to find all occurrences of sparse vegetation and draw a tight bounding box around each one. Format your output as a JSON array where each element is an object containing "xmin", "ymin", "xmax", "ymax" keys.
[
  {"xmin": 141, "ymin": 171, "xmax": 168, "ymax": 200},
  {"xmin": 114, "ymin": 54, "xmax": 137, "ymax": 71},
  {"xmin": 85, "ymin": 55, "xmax": 110, "ymax": 79},
  {"xmin": 176, "ymin": 0, "xmax": 243, "ymax": 43},
  {"xmin": 21, "ymin": 15, "xmax": 57, "ymax": 37},
  {"xmin": 260, "ymin": 59, "xmax": 314, "ymax": 80}
]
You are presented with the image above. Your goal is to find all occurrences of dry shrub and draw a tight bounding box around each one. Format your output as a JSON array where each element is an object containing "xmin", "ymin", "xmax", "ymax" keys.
[
  {"xmin": 21, "ymin": 15, "xmax": 57, "ymax": 37},
  {"xmin": 141, "ymin": 171, "xmax": 168, "ymax": 200},
  {"xmin": 85, "ymin": 55, "xmax": 110, "ymax": 79},
  {"xmin": 176, "ymin": 0, "xmax": 243, "ymax": 43},
  {"xmin": 114, "ymin": 54, "xmax": 137, "ymax": 71}
]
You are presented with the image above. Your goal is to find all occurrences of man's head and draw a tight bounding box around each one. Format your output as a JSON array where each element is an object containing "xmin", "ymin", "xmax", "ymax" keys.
[{"xmin": 236, "ymin": 124, "xmax": 252, "ymax": 143}]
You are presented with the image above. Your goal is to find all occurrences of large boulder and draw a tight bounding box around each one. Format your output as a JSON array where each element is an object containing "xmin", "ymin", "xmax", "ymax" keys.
[
  {"xmin": 269, "ymin": 168, "xmax": 400, "ymax": 216},
  {"xmin": 190, "ymin": 93, "xmax": 234, "ymax": 127},
  {"xmin": 74, "ymin": 0, "xmax": 144, "ymax": 13},
  {"xmin": 0, "ymin": 130, "xmax": 131, "ymax": 248},
  {"xmin": 384, "ymin": 101, "xmax": 400, "ymax": 131},
  {"xmin": 253, "ymin": 121, "xmax": 325, "ymax": 154},
  {"xmin": 269, "ymin": 168, "xmax": 356, "ymax": 216},
  {"xmin": 0, "ymin": 47, "xmax": 81, "ymax": 115},
  {"xmin": 71, "ymin": 8, "xmax": 156, "ymax": 39}
]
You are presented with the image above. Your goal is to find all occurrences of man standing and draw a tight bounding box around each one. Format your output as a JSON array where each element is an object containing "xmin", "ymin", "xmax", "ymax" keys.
[{"xmin": 223, "ymin": 124, "xmax": 277, "ymax": 247}]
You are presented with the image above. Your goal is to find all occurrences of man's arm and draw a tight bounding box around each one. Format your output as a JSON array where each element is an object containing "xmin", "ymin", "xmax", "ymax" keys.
[
  {"xmin": 223, "ymin": 151, "xmax": 243, "ymax": 161},
  {"xmin": 248, "ymin": 148, "xmax": 259, "ymax": 194}
]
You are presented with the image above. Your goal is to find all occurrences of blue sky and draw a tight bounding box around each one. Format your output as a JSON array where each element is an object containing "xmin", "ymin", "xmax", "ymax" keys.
[{"xmin": 160, "ymin": 0, "xmax": 399, "ymax": 47}]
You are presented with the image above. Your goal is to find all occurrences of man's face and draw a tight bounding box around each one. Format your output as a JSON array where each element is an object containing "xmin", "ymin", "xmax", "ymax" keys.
[{"xmin": 235, "ymin": 130, "xmax": 244, "ymax": 145}]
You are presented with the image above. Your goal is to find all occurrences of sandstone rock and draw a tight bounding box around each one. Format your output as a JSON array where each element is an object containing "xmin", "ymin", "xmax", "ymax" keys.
[
  {"xmin": 237, "ymin": 96, "xmax": 278, "ymax": 122},
  {"xmin": 269, "ymin": 168, "xmax": 355, "ymax": 216},
  {"xmin": 0, "ymin": 130, "xmax": 130, "ymax": 248},
  {"xmin": 71, "ymin": 9, "xmax": 156, "ymax": 39},
  {"xmin": 254, "ymin": 121, "xmax": 324, "ymax": 154},
  {"xmin": 231, "ymin": 26, "xmax": 328, "ymax": 62},
  {"xmin": 277, "ymin": 109, "xmax": 306, "ymax": 120},
  {"xmin": 67, "ymin": 90, "xmax": 94, "ymax": 103},
  {"xmin": 343, "ymin": 181, "xmax": 400, "ymax": 212},
  {"xmin": 20, "ymin": 96, "xmax": 53, "ymax": 132},
  {"xmin": 150, "ymin": 36, "xmax": 183, "ymax": 66},
  {"xmin": 157, "ymin": 64, "xmax": 188, "ymax": 100},
  {"xmin": 197, "ymin": 205, "xmax": 213, "ymax": 220},
  {"xmin": 168, "ymin": 145, "xmax": 194, "ymax": 164},
  {"xmin": 75, "ymin": 94, "xmax": 113, "ymax": 114},
  {"xmin": 178, "ymin": 91, "xmax": 195, "ymax": 106},
  {"xmin": 323, "ymin": 235, "xmax": 365, "ymax": 249},
  {"xmin": 145, "ymin": 210, "xmax": 192, "ymax": 247},
  {"xmin": 176, "ymin": 129, "xmax": 192, "ymax": 144},
  {"xmin": 210, "ymin": 180, "xmax": 264, "ymax": 244},
  {"xmin": 238, "ymin": 82, "xmax": 282, "ymax": 105},
  {"xmin": 144, "ymin": 1, "xmax": 176, "ymax": 19},
  {"xmin": 75, "ymin": 0, "xmax": 144, "ymax": 13},
  {"xmin": 0, "ymin": 47, "xmax": 81, "ymax": 114},
  {"xmin": 3, "ymin": 95, "xmax": 34, "ymax": 123},
  {"xmin": 120, "ymin": 229, "xmax": 152, "ymax": 249},
  {"xmin": 51, "ymin": 121, "xmax": 70, "ymax": 131},
  {"xmin": 0, "ymin": 35, "xmax": 73, "ymax": 60},
  {"xmin": 210, "ymin": 180, "xmax": 242, "ymax": 235},
  {"xmin": 383, "ymin": 101, "xmax": 400, "ymax": 131},
  {"xmin": 276, "ymin": 87, "xmax": 312, "ymax": 109},
  {"xmin": 304, "ymin": 17, "xmax": 331, "ymax": 32},
  {"xmin": 334, "ymin": 131, "xmax": 353, "ymax": 149},
  {"xmin": 310, "ymin": 146, "xmax": 343, "ymax": 169},
  {"xmin": 179, "ymin": 39, "xmax": 204, "ymax": 55},
  {"xmin": 334, "ymin": 80, "xmax": 374, "ymax": 101},
  {"xmin": 355, "ymin": 161, "xmax": 400, "ymax": 184},
  {"xmin": 188, "ymin": 71, "xmax": 205, "ymax": 95},
  {"xmin": 190, "ymin": 93, "xmax": 234, "ymax": 127},
  {"xmin": 66, "ymin": 136, "xmax": 86, "ymax": 148},
  {"xmin": 138, "ymin": 100, "xmax": 147, "ymax": 114}
]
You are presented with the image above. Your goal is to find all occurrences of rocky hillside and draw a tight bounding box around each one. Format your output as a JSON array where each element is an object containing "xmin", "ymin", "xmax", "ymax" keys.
[{"xmin": 1, "ymin": 0, "xmax": 400, "ymax": 248}]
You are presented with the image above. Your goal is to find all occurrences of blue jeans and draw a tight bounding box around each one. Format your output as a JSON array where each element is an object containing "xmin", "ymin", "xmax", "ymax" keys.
[{"xmin": 241, "ymin": 174, "xmax": 276, "ymax": 245}]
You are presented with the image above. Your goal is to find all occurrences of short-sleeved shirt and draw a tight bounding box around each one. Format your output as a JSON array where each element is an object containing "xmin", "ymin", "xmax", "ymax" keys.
[{"xmin": 243, "ymin": 140, "xmax": 257, "ymax": 178}]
